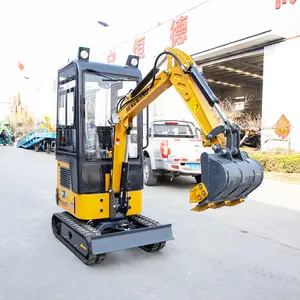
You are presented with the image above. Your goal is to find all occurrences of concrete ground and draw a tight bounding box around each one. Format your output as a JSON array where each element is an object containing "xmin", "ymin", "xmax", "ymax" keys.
[{"xmin": 0, "ymin": 145, "xmax": 300, "ymax": 300}]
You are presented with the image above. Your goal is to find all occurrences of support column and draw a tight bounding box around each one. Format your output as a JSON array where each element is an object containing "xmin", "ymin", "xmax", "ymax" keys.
[{"xmin": 261, "ymin": 37, "xmax": 300, "ymax": 152}]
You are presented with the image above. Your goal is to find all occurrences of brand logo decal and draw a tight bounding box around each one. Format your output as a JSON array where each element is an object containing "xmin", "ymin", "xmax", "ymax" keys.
[{"xmin": 126, "ymin": 90, "xmax": 149, "ymax": 112}]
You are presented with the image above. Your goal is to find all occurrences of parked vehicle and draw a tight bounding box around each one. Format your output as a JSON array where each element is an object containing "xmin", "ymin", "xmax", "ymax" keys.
[
  {"xmin": 0, "ymin": 127, "xmax": 14, "ymax": 146},
  {"xmin": 240, "ymin": 129, "xmax": 261, "ymax": 148},
  {"xmin": 142, "ymin": 120, "xmax": 213, "ymax": 185}
]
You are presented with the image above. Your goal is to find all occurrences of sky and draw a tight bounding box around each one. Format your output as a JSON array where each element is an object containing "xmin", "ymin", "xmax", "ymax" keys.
[{"xmin": 0, "ymin": 0, "xmax": 209, "ymax": 101}]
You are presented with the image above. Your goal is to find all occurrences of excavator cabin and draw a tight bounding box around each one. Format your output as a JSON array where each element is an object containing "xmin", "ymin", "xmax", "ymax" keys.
[{"xmin": 55, "ymin": 47, "xmax": 145, "ymax": 220}]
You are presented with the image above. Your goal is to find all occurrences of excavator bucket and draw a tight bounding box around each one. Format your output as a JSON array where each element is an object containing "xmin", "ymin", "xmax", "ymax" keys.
[{"xmin": 190, "ymin": 151, "xmax": 264, "ymax": 211}]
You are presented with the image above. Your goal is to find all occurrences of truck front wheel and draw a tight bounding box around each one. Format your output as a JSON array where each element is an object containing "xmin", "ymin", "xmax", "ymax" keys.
[{"xmin": 143, "ymin": 158, "xmax": 158, "ymax": 186}]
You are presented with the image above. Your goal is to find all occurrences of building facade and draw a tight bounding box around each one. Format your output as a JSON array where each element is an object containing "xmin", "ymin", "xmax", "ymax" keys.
[{"xmin": 95, "ymin": 0, "xmax": 300, "ymax": 151}]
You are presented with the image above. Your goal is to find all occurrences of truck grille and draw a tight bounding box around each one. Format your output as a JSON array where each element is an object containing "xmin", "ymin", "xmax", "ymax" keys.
[{"xmin": 60, "ymin": 167, "xmax": 71, "ymax": 189}]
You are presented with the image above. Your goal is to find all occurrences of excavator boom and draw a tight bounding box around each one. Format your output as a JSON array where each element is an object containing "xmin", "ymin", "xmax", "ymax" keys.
[{"xmin": 111, "ymin": 48, "xmax": 264, "ymax": 212}]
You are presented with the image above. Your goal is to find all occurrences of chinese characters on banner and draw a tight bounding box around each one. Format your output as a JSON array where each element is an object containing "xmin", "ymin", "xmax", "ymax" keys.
[
  {"xmin": 276, "ymin": 0, "xmax": 297, "ymax": 9},
  {"xmin": 107, "ymin": 51, "xmax": 116, "ymax": 64},
  {"xmin": 133, "ymin": 36, "xmax": 145, "ymax": 59},
  {"xmin": 170, "ymin": 15, "xmax": 188, "ymax": 48},
  {"xmin": 18, "ymin": 61, "xmax": 24, "ymax": 71}
]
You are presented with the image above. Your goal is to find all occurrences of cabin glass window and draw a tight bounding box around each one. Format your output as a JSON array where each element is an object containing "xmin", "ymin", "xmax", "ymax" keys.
[{"xmin": 57, "ymin": 65, "xmax": 76, "ymax": 152}]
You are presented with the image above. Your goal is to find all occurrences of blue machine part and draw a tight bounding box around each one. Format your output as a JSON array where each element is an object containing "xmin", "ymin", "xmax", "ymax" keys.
[{"xmin": 17, "ymin": 128, "xmax": 56, "ymax": 149}]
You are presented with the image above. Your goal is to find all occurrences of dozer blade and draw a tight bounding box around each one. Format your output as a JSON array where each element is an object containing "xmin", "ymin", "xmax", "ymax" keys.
[
  {"xmin": 190, "ymin": 151, "xmax": 263, "ymax": 211},
  {"xmin": 91, "ymin": 224, "xmax": 173, "ymax": 255}
]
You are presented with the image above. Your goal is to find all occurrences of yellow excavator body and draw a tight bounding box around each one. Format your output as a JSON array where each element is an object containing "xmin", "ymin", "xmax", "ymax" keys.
[{"xmin": 51, "ymin": 46, "xmax": 264, "ymax": 265}]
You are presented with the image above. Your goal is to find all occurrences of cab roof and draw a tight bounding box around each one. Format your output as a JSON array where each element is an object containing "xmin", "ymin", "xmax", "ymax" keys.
[{"xmin": 59, "ymin": 58, "xmax": 143, "ymax": 81}]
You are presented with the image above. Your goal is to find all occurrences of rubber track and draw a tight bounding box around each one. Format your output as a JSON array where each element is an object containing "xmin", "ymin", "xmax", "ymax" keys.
[
  {"xmin": 52, "ymin": 212, "xmax": 167, "ymax": 265},
  {"xmin": 52, "ymin": 212, "xmax": 105, "ymax": 265}
]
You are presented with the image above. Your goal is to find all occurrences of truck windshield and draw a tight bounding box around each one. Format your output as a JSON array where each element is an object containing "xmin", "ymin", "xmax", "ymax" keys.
[{"xmin": 152, "ymin": 123, "xmax": 195, "ymax": 138}]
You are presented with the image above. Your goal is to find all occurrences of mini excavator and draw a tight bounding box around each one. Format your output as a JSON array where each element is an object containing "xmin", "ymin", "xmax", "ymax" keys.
[{"xmin": 52, "ymin": 46, "xmax": 264, "ymax": 265}]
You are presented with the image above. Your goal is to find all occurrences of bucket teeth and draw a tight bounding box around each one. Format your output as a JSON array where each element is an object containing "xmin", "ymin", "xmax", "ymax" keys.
[
  {"xmin": 191, "ymin": 198, "xmax": 245, "ymax": 212},
  {"xmin": 190, "ymin": 181, "xmax": 246, "ymax": 211}
]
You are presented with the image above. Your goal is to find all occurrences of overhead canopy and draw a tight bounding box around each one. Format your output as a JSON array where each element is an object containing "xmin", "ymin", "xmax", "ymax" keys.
[
  {"xmin": 191, "ymin": 30, "xmax": 284, "ymax": 65},
  {"xmin": 202, "ymin": 52, "xmax": 263, "ymax": 90}
]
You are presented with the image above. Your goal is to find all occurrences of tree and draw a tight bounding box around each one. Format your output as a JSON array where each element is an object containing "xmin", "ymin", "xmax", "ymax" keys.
[{"xmin": 218, "ymin": 94, "xmax": 261, "ymax": 146}]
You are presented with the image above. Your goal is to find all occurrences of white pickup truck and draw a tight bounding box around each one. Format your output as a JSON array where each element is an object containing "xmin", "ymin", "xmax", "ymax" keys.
[{"xmin": 142, "ymin": 120, "xmax": 212, "ymax": 186}]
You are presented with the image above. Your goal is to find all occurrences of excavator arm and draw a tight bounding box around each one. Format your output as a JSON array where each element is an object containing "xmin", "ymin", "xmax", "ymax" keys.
[{"xmin": 110, "ymin": 47, "xmax": 263, "ymax": 215}]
